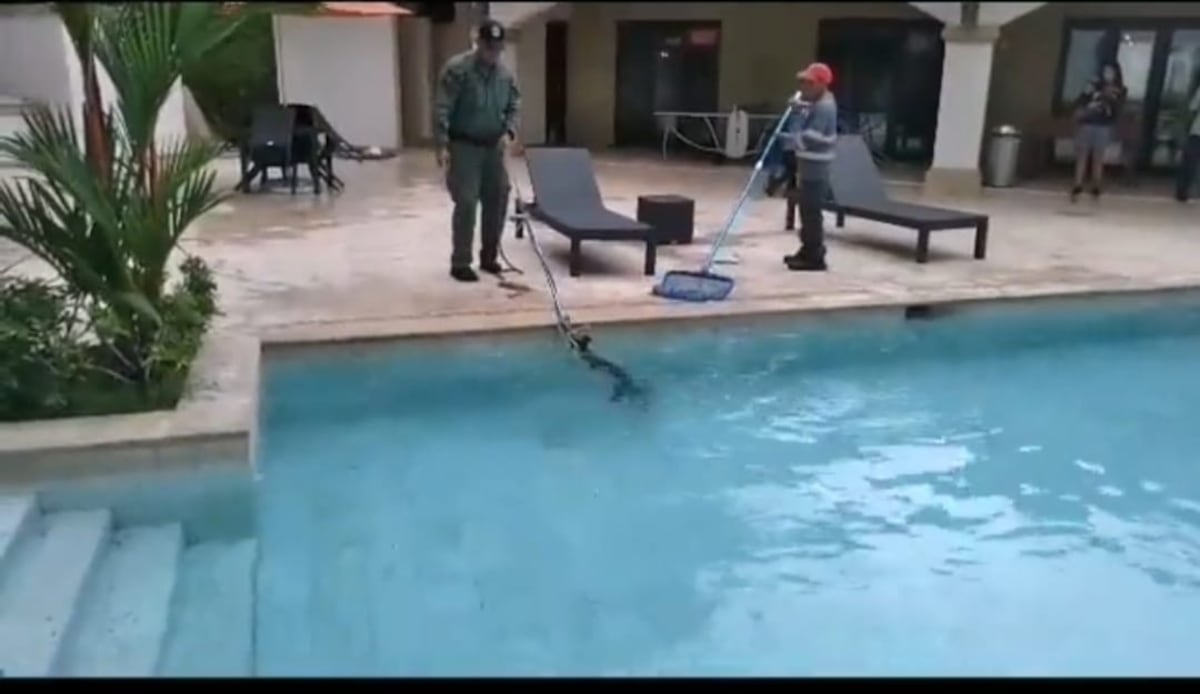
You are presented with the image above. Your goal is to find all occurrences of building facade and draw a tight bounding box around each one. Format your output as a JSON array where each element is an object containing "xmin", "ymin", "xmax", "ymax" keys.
[
  {"xmin": 366, "ymin": 1, "xmax": 1196, "ymax": 194},
  {"xmin": 5, "ymin": 2, "xmax": 1199, "ymax": 194},
  {"xmin": 0, "ymin": 3, "xmax": 191, "ymax": 155}
]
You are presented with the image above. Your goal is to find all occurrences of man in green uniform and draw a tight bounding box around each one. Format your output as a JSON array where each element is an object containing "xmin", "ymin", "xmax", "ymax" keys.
[{"xmin": 434, "ymin": 19, "xmax": 522, "ymax": 283}]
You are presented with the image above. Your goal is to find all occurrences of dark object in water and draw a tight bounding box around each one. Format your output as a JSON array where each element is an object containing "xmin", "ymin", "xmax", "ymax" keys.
[
  {"xmin": 905, "ymin": 304, "xmax": 935, "ymax": 320},
  {"xmin": 569, "ymin": 333, "xmax": 651, "ymax": 407},
  {"xmin": 508, "ymin": 165, "xmax": 649, "ymax": 407},
  {"xmin": 904, "ymin": 303, "xmax": 955, "ymax": 321}
]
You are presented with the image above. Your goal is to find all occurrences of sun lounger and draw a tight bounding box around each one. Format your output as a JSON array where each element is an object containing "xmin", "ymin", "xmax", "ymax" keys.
[
  {"xmin": 520, "ymin": 148, "xmax": 659, "ymax": 277},
  {"xmin": 785, "ymin": 135, "xmax": 989, "ymax": 263}
]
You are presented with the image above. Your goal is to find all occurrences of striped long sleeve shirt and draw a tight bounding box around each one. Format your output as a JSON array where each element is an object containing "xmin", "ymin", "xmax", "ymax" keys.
[{"xmin": 789, "ymin": 90, "xmax": 838, "ymax": 180}]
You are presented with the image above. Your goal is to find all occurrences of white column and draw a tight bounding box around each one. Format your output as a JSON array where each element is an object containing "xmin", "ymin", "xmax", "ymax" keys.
[
  {"xmin": 515, "ymin": 19, "xmax": 546, "ymax": 144},
  {"xmin": 500, "ymin": 27, "xmax": 519, "ymax": 78},
  {"xmin": 399, "ymin": 17, "xmax": 434, "ymax": 145},
  {"xmin": 925, "ymin": 25, "xmax": 999, "ymax": 195}
]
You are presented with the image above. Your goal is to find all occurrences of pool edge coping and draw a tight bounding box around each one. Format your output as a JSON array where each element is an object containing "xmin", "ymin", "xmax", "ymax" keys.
[
  {"xmin": 260, "ymin": 279, "xmax": 1200, "ymax": 352},
  {"xmin": 2, "ymin": 279, "xmax": 1199, "ymax": 487}
]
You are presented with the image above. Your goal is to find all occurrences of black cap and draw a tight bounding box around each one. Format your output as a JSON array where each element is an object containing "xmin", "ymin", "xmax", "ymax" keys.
[{"xmin": 477, "ymin": 19, "xmax": 506, "ymax": 45}]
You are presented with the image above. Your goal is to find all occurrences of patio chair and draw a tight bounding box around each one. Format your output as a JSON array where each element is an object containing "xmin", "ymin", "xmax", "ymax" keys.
[
  {"xmin": 286, "ymin": 103, "xmax": 344, "ymax": 194},
  {"xmin": 785, "ymin": 135, "xmax": 990, "ymax": 263},
  {"xmin": 237, "ymin": 105, "xmax": 301, "ymax": 194},
  {"xmin": 519, "ymin": 147, "xmax": 659, "ymax": 277}
]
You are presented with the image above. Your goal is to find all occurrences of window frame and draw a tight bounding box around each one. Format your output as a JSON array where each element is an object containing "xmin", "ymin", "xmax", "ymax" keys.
[
  {"xmin": 1051, "ymin": 16, "xmax": 1200, "ymax": 169},
  {"xmin": 1051, "ymin": 18, "xmax": 1170, "ymax": 115}
]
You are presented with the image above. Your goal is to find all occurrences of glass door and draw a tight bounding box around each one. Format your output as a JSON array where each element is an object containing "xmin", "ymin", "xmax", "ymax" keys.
[
  {"xmin": 1057, "ymin": 27, "xmax": 1156, "ymax": 167},
  {"xmin": 888, "ymin": 28, "xmax": 944, "ymax": 162},
  {"xmin": 614, "ymin": 21, "xmax": 721, "ymax": 149},
  {"xmin": 1148, "ymin": 29, "xmax": 1200, "ymax": 168},
  {"xmin": 1058, "ymin": 21, "xmax": 1200, "ymax": 172},
  {"xmin": 817, "ymin": 19, "xmax": 944, "ymax": 164}
]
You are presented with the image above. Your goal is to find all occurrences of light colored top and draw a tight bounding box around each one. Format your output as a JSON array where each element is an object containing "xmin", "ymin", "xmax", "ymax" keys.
[{"xmin": 789, "ymin": 91, "xmax": 838, "ymax": 180}]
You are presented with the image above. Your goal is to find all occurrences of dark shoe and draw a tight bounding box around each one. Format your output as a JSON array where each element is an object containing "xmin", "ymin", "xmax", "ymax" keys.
[
  {"xmin": 450, "ymin": 266, "xmax": 479, "ymax": 282},
  {"xmin": 786, "ymin": 257, "xmax": 828, "ymax": 272},
  {"xmin": 1069, "ymin": 186, "xmax": 1082, "ymax": 203},
  {"xmin": 479, "ymin": 258, "xmax": 503, "ymax": 275},
  {"xmin": 783, "ymin": 251, "xmax": 827, "ymax": 272},
  {"xmin": 1090, "ymin": 186, "xmax": 1101, "ymax": 200}
]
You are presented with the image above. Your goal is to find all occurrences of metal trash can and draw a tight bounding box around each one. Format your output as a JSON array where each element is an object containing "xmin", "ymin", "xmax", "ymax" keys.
[{"xmin": 985, "ymin": 125, "xmax": 1022, "ymax": 188}]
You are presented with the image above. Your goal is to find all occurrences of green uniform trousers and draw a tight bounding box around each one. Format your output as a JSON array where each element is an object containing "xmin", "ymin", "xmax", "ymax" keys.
[{"xmin": 445, "ymin": 140, "xmax": 510, "ymax": 269}]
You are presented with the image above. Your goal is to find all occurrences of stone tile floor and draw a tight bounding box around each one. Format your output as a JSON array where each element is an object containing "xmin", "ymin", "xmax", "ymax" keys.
[{"xmin": 3, "ymin": 151, "xmax": 1199, "ymax": 340}]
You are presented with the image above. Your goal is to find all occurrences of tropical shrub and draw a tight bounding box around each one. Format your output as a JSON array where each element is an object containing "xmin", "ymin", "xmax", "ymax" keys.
[
  {"xmin": 0, "ymin": 2, "xmax": 244, "ymax": 422},
  {"xmin": 0, "ymin": 278, "xmax": 87, "ymax": 420},
  {"xmin": 184, "ymin": 10, "xmax": 279, "ymax": 143}
]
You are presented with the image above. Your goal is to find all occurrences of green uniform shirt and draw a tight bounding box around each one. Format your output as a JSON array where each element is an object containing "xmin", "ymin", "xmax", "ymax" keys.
[{"xmin": 434, "ymin": 50, "xmax": 521, "ymax": 148}]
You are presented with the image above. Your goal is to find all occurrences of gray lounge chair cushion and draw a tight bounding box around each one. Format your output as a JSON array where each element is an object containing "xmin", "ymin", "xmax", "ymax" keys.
[
  {"xmin": 827, "ymin": 135, "xmax": 986, "ymax": 229},
  {"xmin": 525, "ymin": 148, "xmax": 654, "ymax": 240}
]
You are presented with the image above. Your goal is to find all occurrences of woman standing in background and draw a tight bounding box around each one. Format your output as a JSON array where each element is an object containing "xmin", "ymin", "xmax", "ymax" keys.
[
  {"xmin": 1175, "ymin": 81, "xmax": 1200, "ymax": 203},
  {"xmin": 1070, "ymin": 61, "xmax": 1127, "ymax": 203}
]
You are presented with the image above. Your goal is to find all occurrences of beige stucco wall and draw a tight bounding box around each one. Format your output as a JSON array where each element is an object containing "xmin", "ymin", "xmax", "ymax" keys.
[
  {"xmin": 987, "ymin": 2, "xmax": 1200, "ymax": 132},
  {"xmin": 512, "ymin": 3, "xmax": 571, "ymax": 145},
  {"xmin": 565, "ymin": 1, "xmax": 929, "ymax": 148}
]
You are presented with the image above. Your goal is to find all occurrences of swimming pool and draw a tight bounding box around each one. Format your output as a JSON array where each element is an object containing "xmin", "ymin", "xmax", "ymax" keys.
[{"xmin": 256, "ymin": 298, "xmax": 1200, "ymax": 676}]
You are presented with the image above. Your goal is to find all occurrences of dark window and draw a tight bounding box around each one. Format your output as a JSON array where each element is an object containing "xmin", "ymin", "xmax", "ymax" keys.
[{"xmin": 1057, "ymin": 27, "xmax": 1154, "ymax": 108}]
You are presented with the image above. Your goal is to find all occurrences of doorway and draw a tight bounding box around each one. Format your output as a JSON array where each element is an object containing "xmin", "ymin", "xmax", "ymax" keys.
[
  {"xmin": 613, "ymin": 20, "xmax": 721, "ymax": 149},
  {"xmin": 545, "ymin": 20, "xmax": 568, "ymax": 145},
  {"xmin": 817, "ymin": 19, "xmax": 945, "ymax": 164},
  {"xmin": 1055, "ymin": 20, "xmax": 1200, "ymax": 172}
]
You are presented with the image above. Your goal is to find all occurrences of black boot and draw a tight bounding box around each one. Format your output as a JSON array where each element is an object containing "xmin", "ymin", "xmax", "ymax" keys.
[
  {"xmin": 1069, "ymin": 185, "xmax": 1082, "ymax": 203},
  {"xmin": 479, "ymin": 252, "xmax": 503, "ymax": 275},
  {"xmin": 783, "ymin": 249, "xmax": 827, "ymax": 272},
  {"xmin": 480, "ymin": 241, "xmax": 504, "ymax": 274},
  {"xmin": 450, "ymin": 266, "xmax": 479, "ymax": 282},
  {"xmin": 1090, "ymin": 185, "xmax": 1101, "ymax": 201}
]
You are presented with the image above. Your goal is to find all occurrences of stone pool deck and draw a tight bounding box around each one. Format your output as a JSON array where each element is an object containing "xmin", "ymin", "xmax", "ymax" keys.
[
  {"xmin": 185, "ymin": 153, "xmax": 1200, "ymax": 340},
  {"xmin": 1, "ymin": 150, "xmax": 1199, "ymax": 482},
  {"xmin": 5, "ymin": 151, "xmax": 1200, "ymax": 341}
]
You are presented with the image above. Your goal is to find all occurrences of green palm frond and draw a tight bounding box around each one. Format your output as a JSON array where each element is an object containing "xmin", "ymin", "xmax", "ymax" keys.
[
  {"xmin": 55, "ymin": 3, "xmax": 96, "ymax": 70},
  {"xmin": 0, "ymin": 2, "xmax": 245, "ymax": 376},
  {"xmin": 93, "ymin": 4, "xmax": 180, "ymax": 160},
  {"xmin": 0, "ymin": 105, "xmax": 156, "ymax": 323},
  {"xmin": 93, "ymin": 2, "xmax": 246, "ymax": 161}
]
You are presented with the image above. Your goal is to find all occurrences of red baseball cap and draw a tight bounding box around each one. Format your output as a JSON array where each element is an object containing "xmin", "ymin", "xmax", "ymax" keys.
[{"xmin": 797, "ymin": 62, "xmax": 834, "ymax": 87}]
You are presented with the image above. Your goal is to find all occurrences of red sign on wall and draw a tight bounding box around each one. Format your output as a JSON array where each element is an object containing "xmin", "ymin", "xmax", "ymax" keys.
[{"xmin": 688, "ymin": 28, "xmax": 719, "ymax": 47}]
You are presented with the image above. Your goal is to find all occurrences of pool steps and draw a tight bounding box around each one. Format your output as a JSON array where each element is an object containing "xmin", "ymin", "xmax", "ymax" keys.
[
  {"xmin": 0, "ymin": 494, "xmax": 257, "ymax": 677},
  {"xmin": 0, "ymin": 496, "xmax": 35, "ymax": 577},
  {"xmin": 58, "ymin": 525, "xmax": 183, "ymax": 676},
  {"xmin": 156, "ymin": 536, "xmax": 256, "ymax": 677}
]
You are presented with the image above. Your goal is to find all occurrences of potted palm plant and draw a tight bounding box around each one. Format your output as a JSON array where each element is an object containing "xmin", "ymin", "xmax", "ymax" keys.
[{"xmin": 0, "ymin": 2, "xmax": 247, "ymax": 420}]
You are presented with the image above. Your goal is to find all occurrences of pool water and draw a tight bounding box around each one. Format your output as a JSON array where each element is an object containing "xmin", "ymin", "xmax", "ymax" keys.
[{"xmin": 257, "ymin": 300, "xmax": 1200, "ymax": 676}]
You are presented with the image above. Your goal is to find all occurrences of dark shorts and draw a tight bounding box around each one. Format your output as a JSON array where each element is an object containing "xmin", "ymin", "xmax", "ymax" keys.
[{"xmin": 1074, "ymin": 124, "xmax": 1112, "ymax": 157}]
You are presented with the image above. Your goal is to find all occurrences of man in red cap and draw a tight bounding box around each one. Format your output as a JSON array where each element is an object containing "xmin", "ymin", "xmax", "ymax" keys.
[{"xmin": 783, "ymin": 62, "xmax": 838, "ymax": 272}]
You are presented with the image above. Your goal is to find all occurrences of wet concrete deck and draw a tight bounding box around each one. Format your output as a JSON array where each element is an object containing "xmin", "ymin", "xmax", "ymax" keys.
[
  {"xmin": 3, "ymin": 150, "xmax": 1199, "ymax": 341},
  {"xmin": 207, "ymin": 153, "xmax": 1200, "ymax": 338}
]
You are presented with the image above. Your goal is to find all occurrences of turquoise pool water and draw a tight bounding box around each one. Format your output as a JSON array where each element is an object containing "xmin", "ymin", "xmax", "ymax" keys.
[{"xmin": 257, "ymin": 299, "xmax": 1200, "ymax": 676}]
